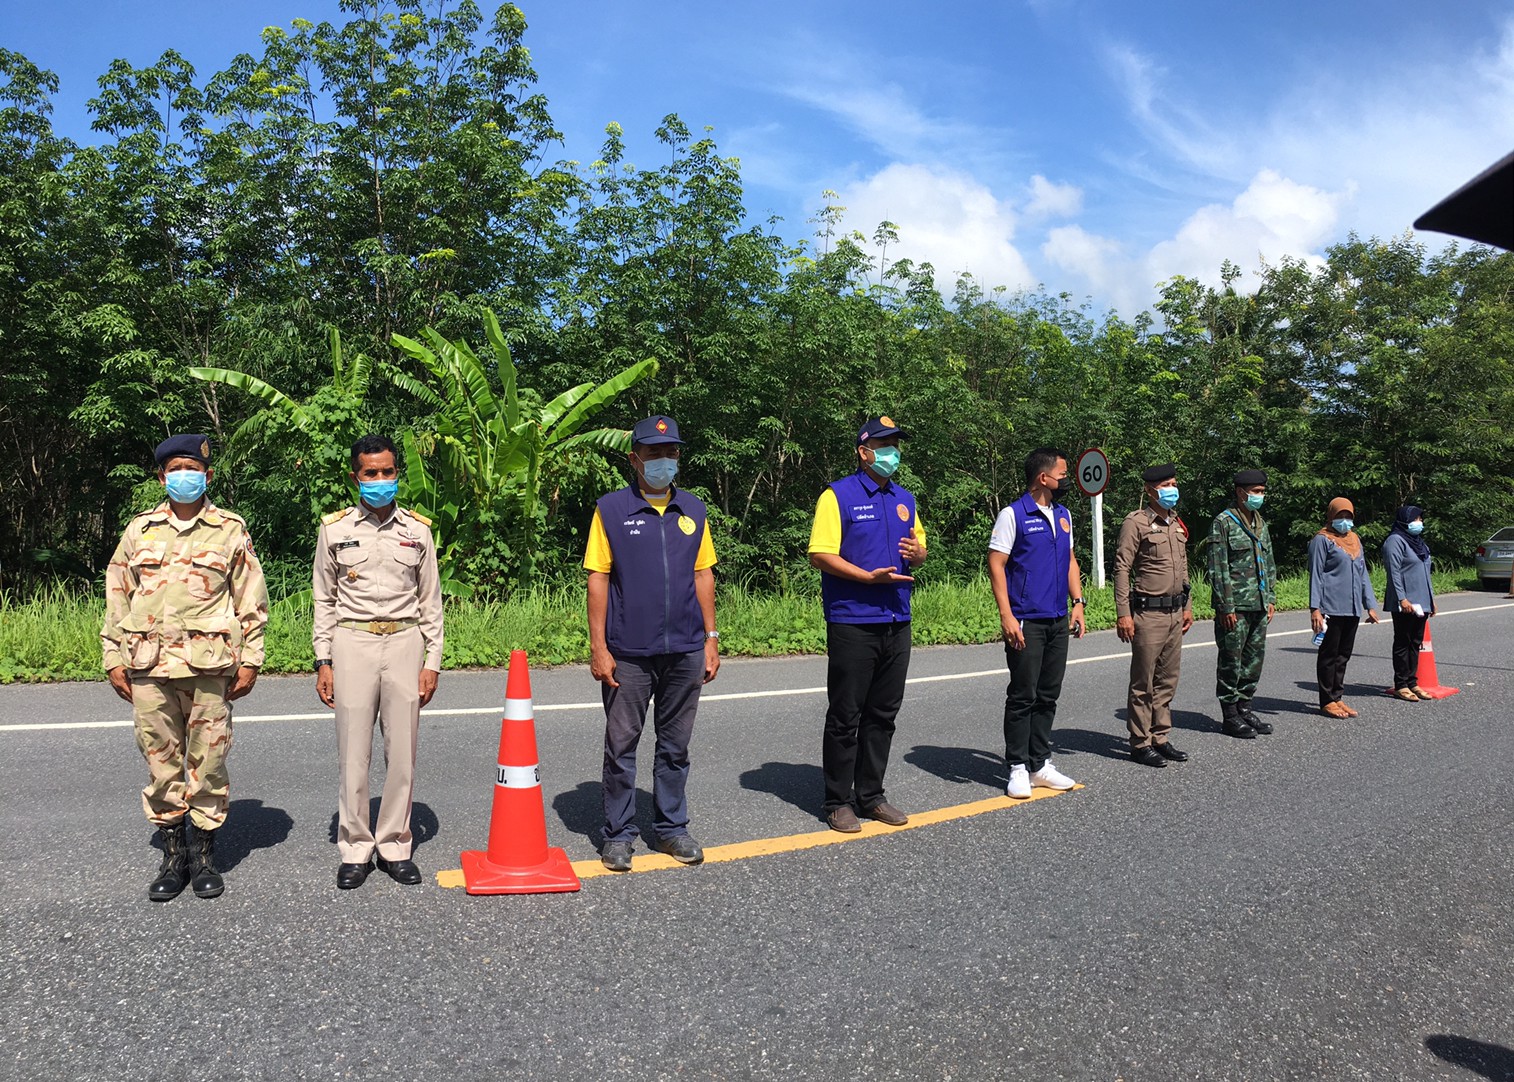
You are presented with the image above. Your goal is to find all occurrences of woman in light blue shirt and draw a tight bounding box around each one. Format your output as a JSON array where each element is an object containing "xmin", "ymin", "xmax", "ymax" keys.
[
  {"xmin": 1381, "ymin": 505, "xmax": 1436, "ymax": 700},
  {"xmin": 1308, "ymin": 498, "xmax": 1379, "ymax": 717}
]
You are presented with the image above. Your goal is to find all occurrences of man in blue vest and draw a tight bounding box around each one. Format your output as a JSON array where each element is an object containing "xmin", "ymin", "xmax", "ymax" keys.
[
  {"xmin": 808, "ymin": 415, "xmax": 927, "ymax": 833},
  {"xmin": 988, "ymin": 447, "xmax": 1086, "ymax": 799},
  {"xmin": 585, "ymin": 415, "xmax": 720, "ymax": 872}
]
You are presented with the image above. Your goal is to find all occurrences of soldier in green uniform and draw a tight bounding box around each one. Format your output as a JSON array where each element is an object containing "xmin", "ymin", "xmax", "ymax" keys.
[
  {"xmin": 1207, "ymin": 468, "xmax": 1278, "ymax": 738},
  {"xmin": 101, "ymin": 435, "xmax": 268, "ymax": 901}
]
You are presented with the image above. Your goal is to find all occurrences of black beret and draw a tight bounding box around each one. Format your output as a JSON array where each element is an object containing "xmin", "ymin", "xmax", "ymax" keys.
[
  {"xmin": 155, "ymin": 434, "xmax": 211, "ymax": 467},
  {"xmin": 1141, "ymin": 463, "xmax": 1177, "ymax": 484},
  {"xmin": 1233, "ymin": 468, "xmax": 1267, "ymax": 487}
]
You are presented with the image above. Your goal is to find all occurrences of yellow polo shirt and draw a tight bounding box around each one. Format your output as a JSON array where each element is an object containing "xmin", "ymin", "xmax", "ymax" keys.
[{"xmin": 583, "ymin": 491, "xmax": 717, "ymax": 574}]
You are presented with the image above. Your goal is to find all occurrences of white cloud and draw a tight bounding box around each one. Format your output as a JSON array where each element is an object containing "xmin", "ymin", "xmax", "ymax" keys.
[
  {"xmin": 1024, "ymin": 174, "xmax": 1083, "ymax": 218},
  {"xmin": 833, "ymin": 163, "xmax": 1037, "ymax": 295}
]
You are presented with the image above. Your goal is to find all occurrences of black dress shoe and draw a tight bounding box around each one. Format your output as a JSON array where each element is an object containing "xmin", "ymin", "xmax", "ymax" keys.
[
  {"xmin": 1221, "ymin": 716, "xmax": 1257, "ymax": 739},
  {"xmin": 337, "ymin": 861, "xmax": 372, "ymax": 890},
  {"xmin": 1239, "ymin": 705, "xmax": 1273, "ymax": 734},
  {"xmin": 376, "ymin": 856, "xmax": 422, "ymax": 885},
  {"xmin": 1131, "ymin": 746, "xmax": 1168, "ymax": 768},
  {"xmin": 1154, "ymin": 743, "xmax": 1189, "ymax": 762}
]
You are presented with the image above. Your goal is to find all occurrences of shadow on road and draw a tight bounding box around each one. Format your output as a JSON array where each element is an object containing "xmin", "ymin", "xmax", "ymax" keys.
[
  {"xmin": 1170, "ymin": 708, "xmax": 1220, "ymax": 735},
  {"xmin": 738, "ymin": 761, "xmax": 824, "ymax": 820},
  {"xmin": 1248, "ymin": 695, "xmax": 1318, "ymax": 717},
  {"xmin": 1424, "ymin": 1034, "xmax": 1514, "ymax": 1081},
  {"xmin": 1050, "ymin": 726, "xmax": 1127, "ymax": 761},
  {"xmin": 324, "ymin": 799, "xmax": 439, "ymax": 853},
  {"xmin": 550, "ymin": 781, "xmax": 654, "ymax": 849},
  {"xmin": 149, "ymin": 798, "xmax": 294, "ymax": 872},
  {"xmin": 903, "ymin": 744, "xmax": 1002, "ymax": 788}
]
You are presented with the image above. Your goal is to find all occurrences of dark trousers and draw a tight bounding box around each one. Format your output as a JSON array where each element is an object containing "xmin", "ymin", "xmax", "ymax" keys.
[
  {"xmin": 1391, "ymin": 611, "xmax": 1428, "ymax": 689},
  {"xmin": 1315, "ymin": 614, "xmax": 1360, "ymax": 705},
  {"xmin": 823, "ymin": 621, "xmax": 911, "ymax": 813},
  {"xmin": 1003, "ymin": 617, "xmax": 1069, "ymax": 771},
  {"xmin": 601, "ymin": 650, "xmax": 704, "ymax": 843}
]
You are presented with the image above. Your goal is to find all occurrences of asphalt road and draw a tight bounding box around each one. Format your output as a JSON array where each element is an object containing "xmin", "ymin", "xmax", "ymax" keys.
[{"xmin": 3, "ymin": 598, "xmax": 1513, "ymax": 1081}]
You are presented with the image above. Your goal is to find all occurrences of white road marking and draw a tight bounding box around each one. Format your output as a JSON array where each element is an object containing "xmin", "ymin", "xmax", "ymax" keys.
[{"xmin": 4, "ymin": 602, "xmax": 1507, "ymax": 733}]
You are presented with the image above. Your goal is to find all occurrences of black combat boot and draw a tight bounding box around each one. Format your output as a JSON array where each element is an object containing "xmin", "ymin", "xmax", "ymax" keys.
[
  {"xmin": 1238, "ymin": 701, "xmax": 1273, "ymax": 735},
  {"xmin": 189, "ymin": 825, "xmax": 225, "ymax": 899},
  {"xmin": 148, "ymin": 823, "xmax": 190, "ymax": 902},
  {"xmin": 1220, "ymin": 702, "xmax": 1256, "ymax": 739}
]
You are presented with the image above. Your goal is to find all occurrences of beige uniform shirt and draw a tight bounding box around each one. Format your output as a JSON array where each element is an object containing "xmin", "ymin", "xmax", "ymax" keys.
[
  {"xmin": 101, "ymin": 501, "xmax": 269, "ymax": 676},
  {"xmin": 1113, "ymin": 506, "xmax": 1190, "ymax": 618},
  {"xmin": 312, "ymin": 505, "xmax": 444, "ymax": 670}
]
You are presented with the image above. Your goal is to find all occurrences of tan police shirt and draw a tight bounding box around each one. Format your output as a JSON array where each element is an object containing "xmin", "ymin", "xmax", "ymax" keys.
[
  {"xmin": 312, "ymin": 505, "xmax": 444, "ymax": 670},
  {"xmin": 101, "ymin": 501, "xmax": 269, "ymax": 677},
  {"xmin": 1113, "ymin": 505, "xmax": 1190, "ymax": 618}
]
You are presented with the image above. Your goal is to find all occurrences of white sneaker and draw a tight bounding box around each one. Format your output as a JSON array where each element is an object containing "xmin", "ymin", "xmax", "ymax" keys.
[
  {"xmin": 1029, "ymin": 761, "xmax": 1075, "ymax": 790},
  {"xmin": 1006, "ymin": 764, "xmax": 1032, "ymax": 799}
]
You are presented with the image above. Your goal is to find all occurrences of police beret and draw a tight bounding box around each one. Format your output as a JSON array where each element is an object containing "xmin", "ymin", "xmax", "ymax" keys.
[
  {"xmin": 631, "ymin": 415, "xmax": 683, "ymax": 446},
  {"xmin": 155, "ymin": 434, "xmax": 211, "ymax": 467},
  {"xmin": 1233, "ymin": 468, "xmax": 1267, "ymax": 486},
  {"xmin": 1141, "ymin": 463, "xmax": 1176, "ymax": 484}
]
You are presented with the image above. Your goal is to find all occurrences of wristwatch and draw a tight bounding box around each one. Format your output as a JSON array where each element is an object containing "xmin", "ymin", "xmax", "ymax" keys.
[
  {"xmin": 705, "ymin": 631, "xmax": 720, "ymax": 640},
  {"xmin": 314, "ymin": 659, "xmax": 332, "ymax": 671},
  {"xmin": 1070, "ymin": 598, "xmax": 1085, "ymax": 606}
]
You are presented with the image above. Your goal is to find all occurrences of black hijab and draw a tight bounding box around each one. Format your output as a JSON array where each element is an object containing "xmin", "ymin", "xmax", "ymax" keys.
[{"xmin": 1391, "ymin": 505, "xmax": 1431, "ymax": 561}]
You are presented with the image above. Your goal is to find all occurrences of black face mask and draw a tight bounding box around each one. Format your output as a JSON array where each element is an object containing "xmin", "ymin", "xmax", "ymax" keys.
[{"xmin": 1047, "ymin": 475, "xmax": 1072, "ymax": 497}]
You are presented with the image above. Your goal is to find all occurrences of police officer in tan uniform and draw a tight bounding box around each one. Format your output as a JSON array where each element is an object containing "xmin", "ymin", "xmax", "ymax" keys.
[
  {"xmin": 102, "ymin": 434, "xmax": 268, "ymax": 901},
  {"xmin": 1113, "ymin": 464, "xmax": 1194, "ymax": 768},
  {"xmin": 313, "ymin": 435, "xmax": 443, "ymax": 889}
]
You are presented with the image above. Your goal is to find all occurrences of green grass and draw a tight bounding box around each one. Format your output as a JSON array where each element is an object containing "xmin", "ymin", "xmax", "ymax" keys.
[{"xmin": 0, "ymin": 565, "xmax": 1484, "ymax": 684}]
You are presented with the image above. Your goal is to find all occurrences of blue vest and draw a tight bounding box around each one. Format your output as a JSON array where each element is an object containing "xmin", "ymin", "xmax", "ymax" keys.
[
  {"xmin": 1005, "ymin": 493, "xmax": 1072, "ymax": 620},
  {"xmin": 597, "ymin": 485, "xmax": 708, "ymax": 657},
  {"xmin": 821, "ymin": 472, "xmax": 917, "ymax": 624}
]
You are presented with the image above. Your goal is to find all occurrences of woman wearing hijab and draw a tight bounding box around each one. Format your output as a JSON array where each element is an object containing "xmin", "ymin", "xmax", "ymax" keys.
[
  {"xmin": 1382, "ymin": 505, "xmax": 1437, "ymax": 701},
  {"xmin": 1308, "ymin": 498, "xmax": 1380, "ymax": 717}
]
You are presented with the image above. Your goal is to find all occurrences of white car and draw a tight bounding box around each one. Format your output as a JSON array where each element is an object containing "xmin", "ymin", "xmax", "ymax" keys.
[{"xmin": 1474, "ymin": 527, "xmax": 1514, "ymax": 590}]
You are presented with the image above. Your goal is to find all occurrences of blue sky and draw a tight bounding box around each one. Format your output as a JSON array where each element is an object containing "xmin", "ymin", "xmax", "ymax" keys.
[{"xmin": 6, "ymin": 0, "xmax": 1514, "ymax": 313}]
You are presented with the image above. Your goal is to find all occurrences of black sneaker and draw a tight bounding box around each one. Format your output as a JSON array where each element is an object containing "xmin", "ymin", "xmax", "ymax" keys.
[
  {"xmin": 601, "ymin": 840, "xmax": 633, "ymax": 872},
  {"xmin": 651, "ymin": 834, "xmax": 704, "ymax": 865}
]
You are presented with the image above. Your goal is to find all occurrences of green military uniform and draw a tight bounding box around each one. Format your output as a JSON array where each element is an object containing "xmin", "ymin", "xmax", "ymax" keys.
[
  {"xmin": 102, "ymin": 499, "xmax": 268, "ymax": 830},
  {"xmin": 1207, "ymin": 485, "xmax": 1277, "ymax": 722}
]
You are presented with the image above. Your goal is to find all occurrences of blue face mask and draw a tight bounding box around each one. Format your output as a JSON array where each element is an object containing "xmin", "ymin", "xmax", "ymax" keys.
[
  {"xmin": 358, "ymin": 479, "xmax": 399, "ymax": 507},
  {"xmin": 1332, "ymin": 518, "xmax": 1354, "ymax": 534},
  {"xmin": 164, "ymin": 470, "xmax": 208, "ymax": 504},
  {"xmin": 1156, "ymin": 486, "xmax": 1179, "ymax": 508},
  {"xmin": 1245, "ymin": 493, "xmax": 1265, "ymax": 511},
  {"xmin": 869, "ymin": 445, "xmax": 901, "ymax": 479},
  {"xmin": 640, "ymin": 456, "xmax": 679, "ymax": 490},
  {"xmin": 1407, "ymin": 520, "xmax": 1425, "ymax": 535}
]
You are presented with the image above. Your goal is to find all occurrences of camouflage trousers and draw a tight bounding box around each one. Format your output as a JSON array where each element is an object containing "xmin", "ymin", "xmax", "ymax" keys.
[
  {"xmin": 131, "ymin": 674, "xmax": 234, "ymax": 830},
  {"xmin": 1214, "ymin": 609, "xmax": 1269, "ymax": 705}
]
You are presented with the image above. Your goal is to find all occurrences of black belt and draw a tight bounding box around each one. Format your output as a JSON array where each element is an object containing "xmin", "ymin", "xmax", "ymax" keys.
[{"xmin": 1132, "ymin": 591, "xmax": 1189, "ymax": 612}]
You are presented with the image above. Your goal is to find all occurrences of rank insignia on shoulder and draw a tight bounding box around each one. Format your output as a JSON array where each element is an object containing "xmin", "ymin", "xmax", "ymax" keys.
[
  {"xmin": 406, "ymin": 509, "xmax": 433, "ymax": 527},
  {"xmin": 322, "ymin": 508, "xmax": 352, "ymax": 525}
]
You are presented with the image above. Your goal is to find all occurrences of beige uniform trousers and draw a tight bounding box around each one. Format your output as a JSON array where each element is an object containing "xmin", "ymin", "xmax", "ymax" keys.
[
  {"xmin": 332, "ymin": 625, "xmax": 422, "ymax": 863},
  {"xmin": 1126, "ymin": 609, "xmax": 1184, "ymax": 748},
  {"xmin": 131, "ymin": 674, "xmax": 234, "ymax": 829}
]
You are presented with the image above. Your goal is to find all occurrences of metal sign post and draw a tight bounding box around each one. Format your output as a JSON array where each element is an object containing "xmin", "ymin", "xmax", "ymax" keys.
[{"xmin": 1075, "ymin": 447, "xmax": 1111, "ymax": 589}]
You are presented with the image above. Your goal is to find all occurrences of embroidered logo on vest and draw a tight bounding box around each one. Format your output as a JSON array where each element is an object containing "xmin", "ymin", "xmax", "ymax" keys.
[
  {"xmin": 896, "ymin": 504, "xmax": 910, "ymax": 522},
  {"xmin": 678, "ymin": 515, "xmax": 696, "ymax": 535}
]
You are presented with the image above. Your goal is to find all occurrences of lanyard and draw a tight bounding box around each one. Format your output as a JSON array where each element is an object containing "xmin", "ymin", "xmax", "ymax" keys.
[{"xmin": 1222, "ymin": 509, "xmax": 1268, "ymax": 592}]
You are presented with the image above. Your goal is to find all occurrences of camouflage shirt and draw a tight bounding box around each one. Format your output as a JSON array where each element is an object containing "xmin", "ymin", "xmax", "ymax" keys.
[
  {"xmin": 1207, "ymin": 505, "xmax": 1278, "ymax": 614},
  {"xmin": 101, "ymin": 501, "xmax": 269, "ymax": 677}
]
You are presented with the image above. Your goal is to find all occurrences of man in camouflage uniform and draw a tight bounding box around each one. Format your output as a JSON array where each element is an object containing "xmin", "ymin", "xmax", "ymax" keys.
[
  {"xmin": 102, "ymin": 434, "xmax": 268, "ymax": 901},
  {"xmin": 1207, "ymin": 468, "xmax": 1278, "ymax": 738}
]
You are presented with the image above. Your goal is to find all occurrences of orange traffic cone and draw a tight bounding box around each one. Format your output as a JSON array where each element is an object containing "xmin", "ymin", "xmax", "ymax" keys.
[
  {"xmin": 460, "ymin": 650, "xmax": 581, "ymax": 894},
  {"xmin": 1412, "ymin": 622, "xmax": 1460, "ymax": 699}
]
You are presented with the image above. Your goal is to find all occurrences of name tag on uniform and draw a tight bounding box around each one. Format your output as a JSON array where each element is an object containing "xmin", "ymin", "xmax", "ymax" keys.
[
  {"xmin": 850, "ymin": 503, "xmax": 878, "ymax": 521},
  {"xmin": 335, "ymin": 540, "xmax": 360, "ymax": 550}
]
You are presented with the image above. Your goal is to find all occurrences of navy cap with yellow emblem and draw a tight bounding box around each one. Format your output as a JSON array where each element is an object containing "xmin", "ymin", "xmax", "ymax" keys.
[
  {"xmin": 631, "ymin": 415, "xmax": 684, "ymax": 446},
  {"xmin": 154, "ymin": 433, "xmax": 211, "ymax": 468},
  {"xmin": 857, "ymin": 415, "xmax": 908, "ymax": 445}
]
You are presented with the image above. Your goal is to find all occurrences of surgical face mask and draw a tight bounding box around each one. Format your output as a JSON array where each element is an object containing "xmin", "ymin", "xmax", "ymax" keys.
[
  {"xmin": 869, "ymin": 445, "xmax": 901, "ymax": 479},
  {"xmin": 164, "ymin": 470, "xmax": 207, "ymax": 504},
  {"xmin": 1045, "ymin": 474, "xmax": 1071, "ymax": 498},
  {"xmin": 359, "ymin": 479, "xmax": 398, "ymax": 507},
  {"xmin": 1407, "ymin": 520, "xmax": 1425, "ymax": 536},
  {"xmin": 1156, "ymin": 486, "xmax": 1180, "ymax": 509},
  {"xmin": 1245, "ymin": 493, "xmax": 1265, "ymax": 511},
  {"xmin": 640, "ymin": 456, "xmax": 679, "ymax": 490},
  {"xmin": 1332, "ymin": 518, "xmax": 1354, "ymax": 534}
]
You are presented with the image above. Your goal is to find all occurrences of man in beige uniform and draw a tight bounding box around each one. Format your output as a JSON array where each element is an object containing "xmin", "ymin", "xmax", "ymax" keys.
[
  {"xmin": 102, "ymin": 434, "xmax": 268, "ymax": 902},
  {"xmin": 1113, "ymin": 463, "xmax": 1194, "ymax": 768},
  {"xmin": 313, "ymin": 434, "xmax": 443, "ymax": 889}
]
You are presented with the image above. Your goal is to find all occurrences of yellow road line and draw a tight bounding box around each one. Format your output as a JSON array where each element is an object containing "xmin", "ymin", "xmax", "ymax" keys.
[{"xmin": 434, "ymin": 783, "xmax": 1083, "ymax": 888}]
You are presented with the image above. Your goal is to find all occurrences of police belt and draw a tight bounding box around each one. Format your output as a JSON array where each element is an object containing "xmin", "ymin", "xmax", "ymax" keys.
[
  {"xmin": 337, "ymin": 618, "xmax": 420, "ymax": 635},
  {"xmin": 1131, "ymin": 591, "xmax": 1190, "ymax": 613}
]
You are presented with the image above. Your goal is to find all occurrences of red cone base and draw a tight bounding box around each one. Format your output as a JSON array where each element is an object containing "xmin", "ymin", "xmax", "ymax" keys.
[{"xmin": 460, "ymin": 845, "xmax": 580, "ymax": 895}]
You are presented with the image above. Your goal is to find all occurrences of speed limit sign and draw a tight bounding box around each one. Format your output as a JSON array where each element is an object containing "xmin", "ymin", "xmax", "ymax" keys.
[{"xmin": 1075, "ymin": 448, "xmax": 1109, "ymax": 497}]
